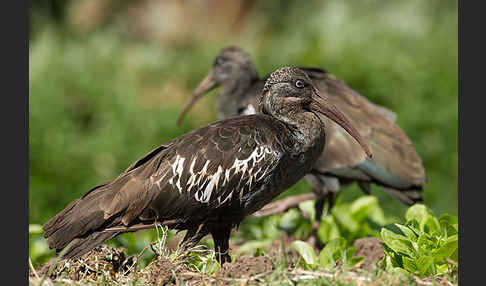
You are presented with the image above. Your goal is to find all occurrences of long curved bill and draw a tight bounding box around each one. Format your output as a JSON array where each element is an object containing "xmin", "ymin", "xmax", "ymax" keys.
[
  {"xmin": 177, "ymin": 71, "xmax": 218, "ymax": 126},
  {"xmin": 310, "ymin": 88, "xmax": 373, "ymax": 158}
]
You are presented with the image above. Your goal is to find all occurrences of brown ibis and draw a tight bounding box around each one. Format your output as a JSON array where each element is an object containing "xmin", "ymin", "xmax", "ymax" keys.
[
  {"xmin": 177, "ymin": 46, "xmax": 426, "ymax": 223},
  {"xmin": 42, "ymin": 67, "xmax": 371, "ymax": 264}
]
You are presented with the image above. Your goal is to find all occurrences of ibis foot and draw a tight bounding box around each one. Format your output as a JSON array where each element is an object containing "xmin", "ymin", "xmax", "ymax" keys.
[{"xmin": 216, "ymin": 252, "xmax": 232, "ymax": 265}]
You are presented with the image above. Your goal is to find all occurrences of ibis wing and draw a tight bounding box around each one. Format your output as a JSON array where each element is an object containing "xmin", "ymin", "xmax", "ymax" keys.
[
  {"xmin": 302, "ymin": 68, "xmax": 425, "ymax": 187},
  {"xmin": 98, "ymin": 115, "xmax": 283, "ymax": 226}
]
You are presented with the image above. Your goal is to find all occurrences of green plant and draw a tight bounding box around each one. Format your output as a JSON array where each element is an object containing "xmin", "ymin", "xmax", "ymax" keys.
[
  {"xmin": 291, "ymin": 238, "xmax": 364, "ymax": 270},
  {"xmin": 237, "ymin": 196, "xmax": 389, "ymax": 258},
  {"xmin": 29, "ymin": 224, "xmax": 52, "ymax": 265},
  {"xmin": 380, "ymin": 204, "xmax": 458, "ymax": 277},
  {"xmin": 320, "ymin": 196, "xmax": 388, "ymax": 244},
  {"xmin": 278, "ymin": 202, "xmax": 314, "ymax": 240},
  {"xmin": 236, "ymin": 214, "xmax": 284, "ymax": 255},
  {"xmin": 184, "ymin": 245, "xmax": 221, "ymax": 275},
  {"xmin": 279, "ymin": 195, "xmax": 388, "ymax": 245}
]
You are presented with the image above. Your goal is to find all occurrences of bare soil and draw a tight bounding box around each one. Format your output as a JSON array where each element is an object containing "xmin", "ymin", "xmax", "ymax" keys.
[
  {"xmin": 217, "ymin": 255, "xmax": 273, "ymax": 279},
  {"xmin": 143, "ymin": 256, "xmax": 189, "ymax": 285},
  {"xmin": 353, "ymin": 237, "xmax": 385, "ymax": 270}
]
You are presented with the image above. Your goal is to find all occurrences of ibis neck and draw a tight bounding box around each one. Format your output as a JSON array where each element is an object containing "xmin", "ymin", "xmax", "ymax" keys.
[
  {"xmin": 278, "ymin": 111, "xmax": 325, "ymax": 156},
  {"xmin": 217, "ymin": 74, "xmax": 258, "ymax": 119}
]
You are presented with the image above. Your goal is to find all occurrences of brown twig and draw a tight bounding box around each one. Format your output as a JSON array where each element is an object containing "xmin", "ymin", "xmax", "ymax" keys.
[{"xmin": 253, "ymin": 193, "xmax": 316, "ymax": 217}]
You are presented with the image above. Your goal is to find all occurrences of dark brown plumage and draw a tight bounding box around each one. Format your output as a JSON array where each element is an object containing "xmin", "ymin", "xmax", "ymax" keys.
[
  {"xmin": 43, "ymin": 67, "xmax": 370, "ymax": 264},
  {"xmin": 177, "ymin": 46, "xmax": 426, "ymax": 222}
]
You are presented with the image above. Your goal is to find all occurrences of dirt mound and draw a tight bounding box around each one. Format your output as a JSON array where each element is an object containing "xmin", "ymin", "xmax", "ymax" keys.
[
  {"xmin": 33, "ymin": 245, "xmax": 134, "ymax": 282},
  {"xmin": 217, "ymin": 255, "xmax": 273, "ymax": 279},
  {"xmin": 353, "ymin": 237, "xmax": 384, "ymax": 270},
  {"xmin": 143, "ymin": 256, "xmax": 188, "ymax": 285}
]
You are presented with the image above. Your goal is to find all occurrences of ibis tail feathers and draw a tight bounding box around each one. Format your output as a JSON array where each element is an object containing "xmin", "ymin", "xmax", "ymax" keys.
[{"xmin": 42, "ymin": 183, "xmax": 127, "ymax": 259}]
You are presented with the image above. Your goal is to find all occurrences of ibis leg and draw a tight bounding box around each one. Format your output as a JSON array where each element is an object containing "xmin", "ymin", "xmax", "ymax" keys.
[
  {"xmin": 211, "ymin": 225, "xmax": 232, "ymax": 265},
  {"xmin": 313, "ymin": 191, "xmax": 336, "ymax": 222},
  {"xmin": 308, "ymin": 187, "xmax": 336, "ymax": 249}
]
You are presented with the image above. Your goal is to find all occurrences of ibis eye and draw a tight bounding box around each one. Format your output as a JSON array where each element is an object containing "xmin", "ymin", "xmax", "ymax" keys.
[{"xmin": 295, "ymin": 80, "xmax": 306, "ymax": 88}]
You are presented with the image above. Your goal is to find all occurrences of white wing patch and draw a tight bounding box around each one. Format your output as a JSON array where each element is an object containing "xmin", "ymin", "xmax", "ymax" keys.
[
  {"xmin": 195, "ymin": 165, "xmax": 223, "ymax": 203},
  {"xmin": 228, "ymin": 145, "xmax": 273, "ymax": 187},
  {"xmin": 187, "ymin": 159, "xmax": 210, "ymax": 194},
  {"xmin": 218, "ymin": 145, "xmax": 275, "ymax": 205},
  {"xmin": 167, "ymin": 146, "xmax": 277, "ymax": 205},
  {"xmin": 168, "ymin": 155, "xmax": 185, "ymax": 194}
]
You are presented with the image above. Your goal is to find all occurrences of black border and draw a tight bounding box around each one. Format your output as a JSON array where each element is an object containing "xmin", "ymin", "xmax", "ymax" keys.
[
  {"xmin": 458, "ymin": 1, "xmax": 482, "ymax": 285},
  {"xmin": 4, "ymin": 0, "xmax": 29, "ymax": 284}
]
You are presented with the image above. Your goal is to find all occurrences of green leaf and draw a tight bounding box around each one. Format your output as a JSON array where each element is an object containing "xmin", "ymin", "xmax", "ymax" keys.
[
  {"xmin": 381, "ymin": 254, "xmax": 396, "ymax": 271},
  {"xmin": 368, "ymin": 205, "xmax": 387, "ymax": 226},
  {"xmin": 236, "ymin": 239, "xmax": 273, "ymax": 254},
  {"xmin": 395, "ymin": 223, "xmax": 418, "ymax": 242},
  {"xmin": 382, "ymin": 245, "xmax": 407, "ymax": 274},
  {"xmin": 402, "ymin": 256, "xmax": 418, "ymax": 273},
  {"xmin": 420, "ymin": 214, "xmax": 441, "ymax": 235},
  {"xmin": 405, "ymin": 204, "xmax": 434, "ymax": 223},
  {"xmin": 348, "ymin": 195, "xmax": 387, "ymax": 225},
  {"xmin": 380, "ymin": 228, "xmax": 414, "ymax": 257},
  {"xmin": 29, "ymin": 237, "xmax": 50, "ymax": 261},
  {"xmin": 439, "ymin": 214, "xmax": 458, "ymax": 236},
  {"xmin": 436, "ymin": 263, "xmax": 449, "ymax": 275},
  {"xmin": 294, "ymin": 219, "xmax": 313, "ymax": 240},
  {"xmin": 29, "ymin": 224, "xmax": 43, "ymax": 235},
  {"xmin": 332, "ymin": 204, "xmax": 359, "ymax": 234},
  {"xmin": 318, "ymin": 237, "xmax": 347, "ymax": 268},
  {"xmin": 343, "ymin": 246, "xmax": 365, "ymax": 268},
  {"xmin": 262, "ymin": 215, "xmax": 283, "ymax": 239},
  {"xmin": 347, "ymin": 256, "xmax": 366, "ymax": 268},
  {"xmin": 432, "ymin": 234, "xmax": 458, "ymax": 262},
  {"xmin": 254, "ymin": 247, "xmax": 266, "ymax": 257},
  {"xmin": 405, "ymin": 219, "xmax": 422, "ymax": 236},
  {"xmin": 317, "ymin": 216, "xmax": 341, "ymax": 244},
  {"xmin": 291, "ymin": 240, "xmax": 318, "ymax": 266},
  {"xmin": 439, "ymin": 214, "xmax": 458, "ymax": 226},
  {"xmin": 278, "ymin": 208, "xmax": 302, "ymax": 232},
  {"xmin": 417, "ymin": 233, "xmax": 438, "ymax": 254},
  {"xmin": 416, "ymin": 255, "xmax": 435, "ymax": 277},
  {"xmin": 450, "ymin": 247, "xmax": 458, "ymax": 263},
  {"xmin": 350, "ymin": 196, "xmax": 378, "ymax": 222},
  {"xmin": 381, "ymin": 206, "xmax": 459, "ymax": 277},
  {"xmin": 299, "ymin": 200, "xmax": 316, "ymax": 222}
]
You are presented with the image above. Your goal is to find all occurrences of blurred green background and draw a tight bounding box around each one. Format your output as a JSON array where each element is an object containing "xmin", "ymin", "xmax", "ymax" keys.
[{"xmin": 29, "ymin": 0, "xmax": 457, "ymax": 244}]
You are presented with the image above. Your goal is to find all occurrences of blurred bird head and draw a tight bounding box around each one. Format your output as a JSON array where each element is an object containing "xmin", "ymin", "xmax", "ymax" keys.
[{"xmin": 177, "ymin": 46, "xmax": 258, "ymax": 125}]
